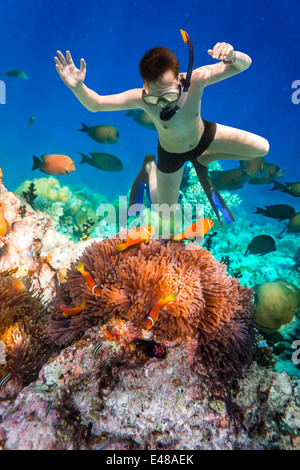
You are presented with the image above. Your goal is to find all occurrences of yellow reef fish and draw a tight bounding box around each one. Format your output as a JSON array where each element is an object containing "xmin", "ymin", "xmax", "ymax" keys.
[
  {"xmin": 60, "ymin": 299, "xmax": 87, "ymax": 317},
  {"xmin": 145, "ymin": 292, "xmax": 177, "ymax": 329},
  {"xmin": 76, "ymin": 262, "xmax": 101, "ymax": 296},
  {"xmin": 115, "ymin": 225, "xmax": 155, "ymax": 251}
]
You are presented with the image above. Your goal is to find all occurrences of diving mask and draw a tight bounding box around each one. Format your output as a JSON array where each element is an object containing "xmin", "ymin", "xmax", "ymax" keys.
[{"xmin": 142, "ymin": 83, "xmax": 182, "ymax": 108}]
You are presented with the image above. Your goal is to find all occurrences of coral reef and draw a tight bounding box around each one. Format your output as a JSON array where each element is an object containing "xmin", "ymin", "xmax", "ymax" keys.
[
  {"xmin": 48, "ymin": 233, "xmax": 256, "ymax": 382},
  {"xmin": 0, "ymin": 175, "xmax": 92, "ymax": 301},
  {"xmin": 15, "ymin": 177, "xmax": 108, "ymax": 240},
  {"xmin": 1, "ymin": 321, "xmax": 300, "ymax": 450},
  {"xmin": 0, "ymin": 269, "xmax": 50, "ymax": 387},
  {"xmin": 0, "ymin": 174, "xmax": 300, "ymax": 450}
]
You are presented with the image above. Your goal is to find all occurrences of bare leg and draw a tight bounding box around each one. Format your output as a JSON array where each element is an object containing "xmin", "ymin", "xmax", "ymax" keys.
[
  {"xmin": 145, "ymin": 161, "xmax": 184, "ymax": 236},
  {"xmin": 198, "ymin": 123, "xmax": 270, "ymax": 166},
  {"xmin": 145, "ymin": 159, "xmax": 158, "ymax": 204},
  {"xmin": 146, "ymin": 160, "xmax": 184, "ymax": 208}
]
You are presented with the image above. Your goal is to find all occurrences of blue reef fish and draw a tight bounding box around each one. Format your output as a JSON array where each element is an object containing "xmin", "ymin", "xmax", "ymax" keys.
[
  {"xmin": 271, "ymin": 181, "xmax": 300, "ymax": 197},
  {"xmin": 210, "ymin": 168, "xmax": 250, "ymax": 190},
  {"xmin": 240, "ymin": 157, "xmax": 267, "ymax": 179},
  {"xmin": 29, "ymin": 115, "xmax": 35, "ymax": 126},
  {"xmin": 254, "ymin": 204, "xmax": 296, "ymax": 221},
  {"xmin": 125, "ymin": 110, "xmax": 156, "ymax": 130},
  {"xmin": 248, "ymin": 163, "xmax": 284, "ymax": 185},
  {"xmin": 245, "ymin": 235, "xmax": 276, "ymax": 256},
  {"xmin": 5, "ymin": 70, "xmax": 28, "ymax": 79},
  {"xmin": 279, "ymin": 212, "xmax": 300, "ymax": 236},
  {"xmin": 78, "ymin": 123, "xmax": 119, "ymax": 144},
  {"xmin": 79, "ymin": 152, "xmax": 124, "ymax": 172}
]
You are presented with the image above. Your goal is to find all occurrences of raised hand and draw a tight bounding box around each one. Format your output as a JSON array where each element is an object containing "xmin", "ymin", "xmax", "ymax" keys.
[
  {"xmin": 54, "ymin": 50, "xmax": 86, "ymax": 90},
  {"xmin": 207, "ymin": 42, "xmax": 235, "ymax": 62}
]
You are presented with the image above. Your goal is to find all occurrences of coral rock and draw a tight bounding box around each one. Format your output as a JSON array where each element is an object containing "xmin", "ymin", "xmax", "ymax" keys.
[{"xmin": 253, "ymin": 279, "xmax": 300, "ymax": 333}]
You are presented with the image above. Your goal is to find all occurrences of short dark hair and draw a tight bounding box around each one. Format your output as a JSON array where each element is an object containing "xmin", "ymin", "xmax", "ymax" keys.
[{"xmin": 139, "ymin": 47, "xmax": 179, "ymax": 83}]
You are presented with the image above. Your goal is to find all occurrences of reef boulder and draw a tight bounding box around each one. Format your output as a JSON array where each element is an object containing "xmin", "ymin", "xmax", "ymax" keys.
[{"xmin": 253, "ymin": 279, "xmax": 300, "ymax": 333}]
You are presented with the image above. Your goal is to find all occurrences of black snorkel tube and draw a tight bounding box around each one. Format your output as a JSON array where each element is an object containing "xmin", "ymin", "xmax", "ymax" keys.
[{"xmin": 160, "ymin": 29, "xmax": 194, "ymax": 121}]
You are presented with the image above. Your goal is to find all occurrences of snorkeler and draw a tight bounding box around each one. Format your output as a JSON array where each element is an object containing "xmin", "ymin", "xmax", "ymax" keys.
[{"xmin": 54, "ymin": 31, "xmax": 269, "ymax": 230}]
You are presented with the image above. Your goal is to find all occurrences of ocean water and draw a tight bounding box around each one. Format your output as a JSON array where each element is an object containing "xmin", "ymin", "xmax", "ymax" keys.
[{"xmin": 0, "ymin": 0, "xmax": 299, "ymax": 375}]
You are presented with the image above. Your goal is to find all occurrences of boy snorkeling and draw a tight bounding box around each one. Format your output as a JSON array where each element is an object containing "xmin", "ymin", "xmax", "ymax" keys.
[{"xmin": 55, "ymin": 30, "xmax": 269, "ymax": 234}]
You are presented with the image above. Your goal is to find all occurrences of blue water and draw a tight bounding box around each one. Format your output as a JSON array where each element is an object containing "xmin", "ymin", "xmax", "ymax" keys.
[{"xmin": 0, "ymin": 0, "xmax": 299, "ymax": 207}]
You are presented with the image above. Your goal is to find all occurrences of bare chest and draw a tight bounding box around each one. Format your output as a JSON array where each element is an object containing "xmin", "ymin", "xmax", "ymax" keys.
[{"xmin": 143, "ymin": 93, "xmax": 204, "ymax": 153}]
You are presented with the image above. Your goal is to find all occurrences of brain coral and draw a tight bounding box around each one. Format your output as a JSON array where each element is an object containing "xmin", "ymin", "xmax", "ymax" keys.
[
  {"xmin": 253, "ymin": 279, "xmax": 300, "ymax": 333},
  {"xmin": 0, "ymin": 269, "xmax": 50, "ymax": 386},
  {"xmin": 47, "ymin": 234, "xmax": 256, "ymax": 381}
]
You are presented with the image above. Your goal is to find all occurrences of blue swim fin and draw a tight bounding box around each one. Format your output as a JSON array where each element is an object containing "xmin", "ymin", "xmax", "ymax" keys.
[
  {"xmin": 128, "ymin": 154, "xmax": 155, "ymax": 216},
  {"xmin": 191, "ymin": 158, "xmax": 235, "ymax": 227}
]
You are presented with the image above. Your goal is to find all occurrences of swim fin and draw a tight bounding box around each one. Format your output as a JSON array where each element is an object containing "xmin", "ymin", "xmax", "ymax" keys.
[
  {"xmin": 128, "ymin": 154, "xmax": 155, "ymax": 216},
  {"xmin": 191, "ymin": 158, "xmax": 235, "ymax": 227}
]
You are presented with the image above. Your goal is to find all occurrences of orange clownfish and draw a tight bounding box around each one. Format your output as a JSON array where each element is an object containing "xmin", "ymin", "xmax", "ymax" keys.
[
  {"xmin": 60, "ymin": 299, "xmax": 87, "ymax": 317},
  {"xmin": 0, "ymin": 204, "xmax": 11, "ymax": 238},
  {"xmin": 145, "ymin": 292, "xmax": 177, "ymax": 330},
  {"xmin": 115, "ymin": 225, "xmax": 154, "ymax": 251},
  {"xmin": 171, "ymin": 218, "xmax": 214, "ymax": 241},
  {"xmin": 76, "ymin": 262, "xmax": 101, "ymax": 296}
]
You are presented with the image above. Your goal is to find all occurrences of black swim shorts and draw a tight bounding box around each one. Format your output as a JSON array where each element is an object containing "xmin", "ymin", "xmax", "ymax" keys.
[{"xmin": 157, "ymin": 119, "xmax": 217, "ymax": 173}]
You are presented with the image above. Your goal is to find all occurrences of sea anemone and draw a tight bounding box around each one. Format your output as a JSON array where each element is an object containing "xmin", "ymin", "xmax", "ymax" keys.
[
  {"xmin": 0, "ymin": 269, "xmax": 50, "ymax": 386},
  {"xmin": 47, "ymin": 234, "xmax": 256, "ymax": 381}
]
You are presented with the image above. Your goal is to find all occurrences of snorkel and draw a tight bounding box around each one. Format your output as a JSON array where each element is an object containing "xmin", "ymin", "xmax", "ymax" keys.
[{"xmin": 160, "ymin": 29, "xmax": 194, "ymax": 121}]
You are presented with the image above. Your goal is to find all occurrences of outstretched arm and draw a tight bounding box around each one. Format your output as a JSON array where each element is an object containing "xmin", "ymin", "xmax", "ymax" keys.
[
  {"xmin": 54, "ymin": 50, "xmax": 142, "ymax": 112},
  {"xmin": 192, "ymin": 42, "xmax": 252, "ymax": 88}
]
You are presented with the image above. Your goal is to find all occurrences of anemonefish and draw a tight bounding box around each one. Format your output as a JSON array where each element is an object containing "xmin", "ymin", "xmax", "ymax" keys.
[
  {"xmin": 171, "ymin": 218, "xmax": 214, "ymax": 241},
  {"xmin": 60, "ymin": 299, "xmax": 87, "ymax": 317},
  {"xmin": 115, "ymin": 225, "xmax": 154, "ymax": 251},
  {"xmin": 145, "ymin": 292, "xmax": 177, "ymax": 330},
  {"xmin": 76, "ymin": 262, "xmax": 101, "ymax": 296}
]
